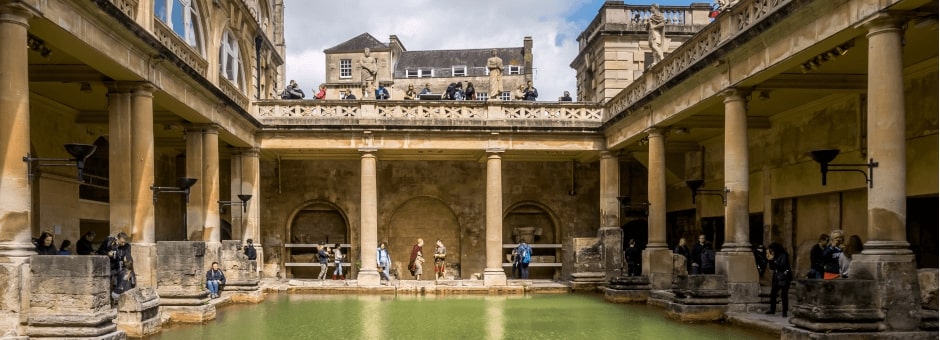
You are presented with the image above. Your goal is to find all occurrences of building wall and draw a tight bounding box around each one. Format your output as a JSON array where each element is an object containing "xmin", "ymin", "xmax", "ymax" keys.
[{"xmin": 258, "ymin": 158, "xmax": 601, "ymax": 280}]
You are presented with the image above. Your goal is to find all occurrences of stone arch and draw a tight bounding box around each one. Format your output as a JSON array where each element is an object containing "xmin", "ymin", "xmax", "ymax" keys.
[
  {"xmin": 384, "ymin": 196, "xmax": 461, "ymax": 280},
  {"xmin": 503, "ymin": 200, "xmax": 561, "ymax": 279},
  {"xmin": 283, "ymin": 200, "xmax": 350, "ymax": 278}
]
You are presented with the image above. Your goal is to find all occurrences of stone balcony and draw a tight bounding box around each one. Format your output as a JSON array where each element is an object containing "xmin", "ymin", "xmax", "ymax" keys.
[{"xmin": 253, "ymin": 100, "xmax": 604, "ymax": 130}]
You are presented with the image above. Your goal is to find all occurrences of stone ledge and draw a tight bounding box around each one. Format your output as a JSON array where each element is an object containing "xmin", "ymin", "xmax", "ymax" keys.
[{"xmin": 782, "ymin": 326, "xmax": 939, "ymax": 340}]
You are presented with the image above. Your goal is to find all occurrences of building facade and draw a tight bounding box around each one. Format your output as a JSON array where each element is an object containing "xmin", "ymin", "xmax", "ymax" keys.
[{"xmin": 323, "ymin": 33, "xmax": 533, "ymax": 100}]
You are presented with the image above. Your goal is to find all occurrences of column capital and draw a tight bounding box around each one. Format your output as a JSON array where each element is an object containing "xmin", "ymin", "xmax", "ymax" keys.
[
  {"xmin": 485, "ymin": 148, "xmax": 505, "ymax": 155},
  {"xmin": 239, "ymin": 147, "xmax": 260, "ymax": 157},
  {"xmin": 722, "ymin": 88, "xmax": 750, "ymax": 102},
  {"xmin": 645, "ymin": 127, "xmax": 665, "ymax": 137},
  {"xmin": 358, "ymin": 147, "xmax": 378, "ymax": 155},
  {"xmin": 185, "ymin": 123, "xmax": 220, "ymax": 134},
  {"xmin": 0, "ymin": 1, "xmax": 40, "ymax": 26},
  {"xmin": 106, "ymin": 81, "xmax": 155, "ymax": 94},
  {"xmin": 599, "ymin": 150, "xmax": 616, "ymax": 159},
  {"xmin": 859, "ymin": 12, "xmax": 907, "ymax": 34}
]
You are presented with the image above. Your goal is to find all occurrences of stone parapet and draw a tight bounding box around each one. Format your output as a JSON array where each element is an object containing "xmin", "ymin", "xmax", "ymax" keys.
[
  {"xmin": 26, "ymin": 255, "xmax": 126, "ymax": 339},
  {"xmin": 789, "ymin": 279, "xmax": 884, "ymax": 333},
  {"xmin": 155, "ymin": 241, "xmax": 215, "ymax": 323},
  {"xmin": 219, "ymin": 240, "xmax": 263, "ymax": 303},
  {"xmin": 569, "ymin": 272, "xmax": 606, "ymax": 292},
  {"xmin": 116, "ymin": 287, "xmax": 161, "ymax": 337}
]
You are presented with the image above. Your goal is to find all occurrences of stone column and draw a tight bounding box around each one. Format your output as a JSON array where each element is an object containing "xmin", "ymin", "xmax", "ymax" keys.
[
  {"xmin": 357, "ymin": 149, "xmax": 380, "ymax": 286},
  {"xmin": 229, "ymin": 150, "xmax": 243, "ymax": 240},
  {"xmin": 241, "ymin": 148, "xmax": 262, "ymax": 273},
  {"xmin": 130, "ymin": 84, "xmax": 158, "ymax": 288},
  {"xmin": 202, "ymin": 125, "xmax": 220, "ymax": 244},
  {"xmin": 644, "ymin": 128, "xmax": 673, "ymax": 289},
  {"xmin": 108, "ymin": 84, "xmax": 133, "ymax": 235},
  {"xmin": 846, "ymin": 14, "xmax": 921, "ymax": 332},
  {"xmin": 599, "ymin": 151, "xmax": 622, "ymax": 280},
  {"xmin": 0, "ymin": 4, "xmax": 38, "ymax": 336},
  {"xmin": 184, "ymin": 126, "xmax": 205, "ymax": 240},
  {"xmin": 483, "ymin": 150, "xmax": 507, "ymax": 286},
  {"xmin": 717, "ymin": 88, "xmax": 758, "ymax": 311}
]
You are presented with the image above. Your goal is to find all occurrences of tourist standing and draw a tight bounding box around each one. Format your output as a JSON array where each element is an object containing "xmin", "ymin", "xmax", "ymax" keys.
[
  {"xmin": 420, "ymin": 83, "xmax": 432, "ymax": 96},
  {"xmin": 404, "ymin": 84, "xmax": 417, "ymax": 100},
  {"xmin": 35, "ymin": 232, "xmax": 57, "ymax": 255},
  {"xmin": 700, "ymin": 241, "xmax": 716, "ymax": 274},
  {"xmin": 280, "ymin": 80, "xmax": 304, "ymax": 99},
  {"xmin": 77, "ymin": 231, "xmax": 96, "ymax": 255},
  {"xmin": 244, "ymin": 238, "xmax": 258, "ymax": 261},
  {"xmin": 317, "ymin": 243, "xmax": 330, "ymax": 280},
  {"xmin": 205, "ymin": 261, "xmax": 226, "ymax": 299},
  {"xmin": 808, "ymin": 233, "xmax": 829, "ymax": 279},
  {"xmin": 516, "ymin": 241, "xmax": 532, "ymax": 279},
  {"xmin": 332, "ymin": 243, "xmax": 345, "ymax": 280},
  {"xmin": 314, "ymin": 84, "xmax": 326, "ymax": 99},
  {"xmin": 822, "ymin": 230, "xmax": 846, "ymax": 279},
  {"xmin": 465, "ymin": 82, "xmax": 476, "ymax": 100},
  {"xmin": 408, "ymin": 238, "xmax": 425, "ymax": 280},
  {"xmin": 691, "ymin": 234, "xmax": 706, "ymax": 274},
  {"xmin": 58, "ymin": 239, "xmax": 72, "ymax": 255},
  {"xmin": 433, "ymin": 240, "xmax": 446, "ymax": 281},
  {"xmin": 673, "ymin": 237, "xmax": 691, "ymax": 273},
  {"xmin": 510, "ymin": 247, "xmax": 520, "ymax": 279},
  {"xmin": 376, "ymin": 241, "xmax": 392, "ymax": 284},
  {"xmin": 752, "ymin": 244, "xmax": 767, "ymax": 277},
  {"xmin": 765, "ymin": 243, "xmax": 793, "ymax": 317},
  {"xmin": 624, "ymin": 239, "xmax": 642, "ymax": 276},
  {"xmin": 523, "ymin": 80, "xmax": 538, "ymax": 101},
  {"xmin": 559, "ymin": 91, "xmax": 572, "ymax": 102}
]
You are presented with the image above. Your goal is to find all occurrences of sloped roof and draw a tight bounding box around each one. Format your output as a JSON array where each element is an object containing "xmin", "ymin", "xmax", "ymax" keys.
[
  {"xmin": 324, "ymin": 33, "xmax": 389, "ymax": 53},
  {"xmin": 394, "ymin": 47, "xmax": 525, "ymax": 78}
]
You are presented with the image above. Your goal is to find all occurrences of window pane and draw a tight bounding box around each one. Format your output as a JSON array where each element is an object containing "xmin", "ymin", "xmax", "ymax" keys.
[
  {"xmin": 171, "ymin": 0, "xmax": 185, "ymax": 36},
  {"xmin": 154, "ymin": 0, "xmax": 168, "ymax": 22}
]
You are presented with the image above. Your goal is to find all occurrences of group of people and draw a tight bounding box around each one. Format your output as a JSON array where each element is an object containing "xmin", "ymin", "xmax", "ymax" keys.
[
  {"xmin": 34, "ymin": 231, "xmax": 136, "ymax": 303},
  {"xmin": 673, "ymin": 234, "xmax": 717, "ymax": 275},
  {"xmin": 374, "ymin": 239, "xmax": 448, "ymax": 285},
  {"xmin": 513, "ymin": 81, "xmax": 539, "ymax": 101},
  {"xmin": 313, "ymin": 242, "xmax": 347, "ymax": 281}
]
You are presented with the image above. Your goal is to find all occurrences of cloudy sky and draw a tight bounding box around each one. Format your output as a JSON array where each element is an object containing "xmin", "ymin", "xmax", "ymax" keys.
[{"xmin": 283, "ymin": 0, "xmax": 697, "ymax": 101}]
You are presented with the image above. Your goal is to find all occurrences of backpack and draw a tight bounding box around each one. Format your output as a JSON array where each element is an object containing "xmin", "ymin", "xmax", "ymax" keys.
[{"xmin": 520, "ymin": 245, "xmax": 531, "ymax": 264}]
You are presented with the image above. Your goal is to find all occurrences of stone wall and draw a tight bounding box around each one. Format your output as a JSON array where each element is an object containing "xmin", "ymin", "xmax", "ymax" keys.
[
  {"xmin": 155, "ymin": 241, "xmax": 215, "ymax": 323},
  {"xmin": 259, "ymin": 158, "xmax": 601, "ymax": 280}
]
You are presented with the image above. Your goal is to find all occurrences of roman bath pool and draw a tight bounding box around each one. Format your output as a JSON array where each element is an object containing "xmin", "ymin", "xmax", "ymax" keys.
[{"xmin": 149, "ymin": 293, "xmax": 774, "ymax": 339}]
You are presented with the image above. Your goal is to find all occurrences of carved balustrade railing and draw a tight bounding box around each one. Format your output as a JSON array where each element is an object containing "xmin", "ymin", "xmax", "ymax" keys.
[
  {"xmin": 254, "ymin": 100, "xmax": 603, "ymax": 128},
  {"xmin": 579, "ymin": 4, "xmax": 712, "ymax": 49},
  {"xmin": 152, "ymin": 19, "xmax": 209, "ymax": 77},
  {"xmin": 605, "ymin": 0, "xmax": 790, "ymax": 119},
  {"xmin": 109, "ymin": 0, "xmax": 138, "ymax": 18},
  {"xmin": 219, "ymin": 77, "xmax": 251, "ymax": 112}
]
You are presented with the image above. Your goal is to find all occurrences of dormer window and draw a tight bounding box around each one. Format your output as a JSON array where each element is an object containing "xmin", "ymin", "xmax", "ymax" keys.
[
  {"xmin": 452, "ymin": 66, "xmax": 467, "ymax": 77},
  {"xmin": 508, "ymin": 65, "xmax": 522, "ymax": 75}
]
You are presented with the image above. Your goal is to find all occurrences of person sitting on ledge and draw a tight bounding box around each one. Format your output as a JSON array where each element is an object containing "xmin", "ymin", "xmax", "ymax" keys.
[
  {"xmin": 206, "ymin": 261, "xmax": 226, "ymax": 299},
  {"xmin": 244, "ymin": 239, "xmax": 258, "ymax": 260},
  {"xmin": 107, "ymin": 232, "xmax": 136, "ymax": 301}
]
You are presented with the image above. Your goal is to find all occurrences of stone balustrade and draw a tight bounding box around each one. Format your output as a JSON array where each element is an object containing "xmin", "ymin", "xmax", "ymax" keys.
[
  {"xmin": 152, "ymin": 19, "xmax": 209, "ymax": 77},
  {"xmin": 578, "ymin": 3, "xmax": 713, "ymax": 49},
  {"xmin": 254, "ymin": 100, "xmax": 603, "ymax": 128},
  {"xmin": 605, "ymin": 0, "xmax": 791, "ymax": 119}
]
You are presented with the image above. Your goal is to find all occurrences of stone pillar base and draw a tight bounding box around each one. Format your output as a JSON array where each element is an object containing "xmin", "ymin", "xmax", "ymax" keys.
[
  {"xmin": 223, "ymin": 279, "xmax": 264, "ymax": 303},
  {"xmin": 130, "ymin": 243, "xmax": 156, "ymax": 288},
  {"xmin": 849, "ymin": 254, "xmax": 922, "ymax": 331},
  {"xmin": 356, "ymin": 269, "xmax": 381, "ymax": 286},
  {"xmin": 667, "ymin": 274, "xmax": 730, "ymax": 322},
  {"xmin": 570, "ymin": 272, "xmax": 606, "ymax": 292},
  {"xmin": 717, "ymin": 251, "xmax": 759, "ymax": 309},
  {"xmin": 157, "ymin": 289, "xmax": 215, "ymax": 323},
  {"xmin": 643, "ymin": 248, "xmax": 674, "ymax": 290},
  {"xmin": 117, "ymin": 287, "xmax": 161, "ymax": 338},
  {"xmin": 605, "ymin": 276, "xmax": 651, "ymax": 303},
  {"xmin": 483, "ymin": 268, "xmax": 507, "ymax": 287}
]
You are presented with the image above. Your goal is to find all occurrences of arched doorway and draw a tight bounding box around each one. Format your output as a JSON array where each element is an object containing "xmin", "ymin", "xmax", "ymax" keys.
[
  {"xmin": 286, "ymin": 201, "xmax": 349, "ymax": 278},
  {"xmin": 503, "ymin": 202, "xmax": 559, "ymax": 279},
  {"xmin": 385, "ymin": 197, "xmax": 461, "ymax": 280},
  {"xmin": 621, "ymin": 219, "xmax": 648, "ymax": 251}
]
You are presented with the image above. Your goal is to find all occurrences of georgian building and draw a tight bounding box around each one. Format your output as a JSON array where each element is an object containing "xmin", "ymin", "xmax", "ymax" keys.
[{"xmin": 323, "ymin": 33, "xmax": 534, "ymax": 100}]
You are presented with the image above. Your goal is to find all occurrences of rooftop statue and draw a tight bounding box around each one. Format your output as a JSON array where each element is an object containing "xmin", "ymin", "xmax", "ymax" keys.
[
  {"xmin": 359, "ymin": 47, "xmax": 378, "ymax": 98},
  {"xmin": 648, "ymin": 4, "xmax": 669, "ymax": 65},
  {"xmin": 487, "ymin": 49, "xmax": 504, "ymax": 100}
]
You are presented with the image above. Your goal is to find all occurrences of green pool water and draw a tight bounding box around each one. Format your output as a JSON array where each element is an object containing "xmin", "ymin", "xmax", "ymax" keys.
[{"xmin": 150, "ymin": 293, "xmax": 775, "ymax": 340}]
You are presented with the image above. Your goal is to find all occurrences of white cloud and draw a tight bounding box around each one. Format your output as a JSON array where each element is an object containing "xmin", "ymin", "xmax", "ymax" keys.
[{"xmin": 283, "ymin": 0, "xmax": 594, "ymax": 101}]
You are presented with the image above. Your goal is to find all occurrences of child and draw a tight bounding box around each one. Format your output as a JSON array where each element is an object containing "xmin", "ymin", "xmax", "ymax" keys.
[{"xmin": 332, "ymin": 243, "xmax": 345, "ymax": 280}]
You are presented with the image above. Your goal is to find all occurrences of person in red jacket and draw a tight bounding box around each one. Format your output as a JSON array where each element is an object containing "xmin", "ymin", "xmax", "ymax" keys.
[{"xmin": 314, "ymin": 84, "xmax": 326, "ymax": 99}]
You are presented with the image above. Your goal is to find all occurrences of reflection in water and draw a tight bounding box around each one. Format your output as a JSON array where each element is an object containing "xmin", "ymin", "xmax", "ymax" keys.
[
  {"xmin": 149, "ymin": 293, "xmax": 774, "ymax": 340},
  {"xmin": 484, "ymin": 296, "xmax": 504, "ymax": 340}
]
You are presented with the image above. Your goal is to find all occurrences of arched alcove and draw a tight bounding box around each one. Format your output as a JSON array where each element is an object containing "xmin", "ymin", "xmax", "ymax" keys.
[
  {"xmin": 286, "ymin": 201, "xmax": 349, "ymax": 278},
  {"xmin": 385, "ymin": 196, "xmax": 461, "ymax": 280},
  {"xmin": 503, "ymin": 201, "xmax": 560, "ymax": 279}
]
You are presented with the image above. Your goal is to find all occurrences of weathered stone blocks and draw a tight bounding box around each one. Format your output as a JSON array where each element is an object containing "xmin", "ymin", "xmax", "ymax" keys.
[
  {"xmin": 604, "ymin": 276, "xmax": 650, "ymax": 303},
  {"xmin": 116, "ymin": 287, "xmax": 161, "ymax": 337},
  {"xmin": 156, "ymin": 241, "xmax": 215, "ymax": 323},
  {"xmin": 665, "ymin": 274, "xmax": 730, "ymax": 322},
  {"xmin": 27, "ymin": 255, "xmax": 125, "ymax": 339},
  {"xmin": 219, "ymin": 240, "xmax": 263, "ymax": 303}
]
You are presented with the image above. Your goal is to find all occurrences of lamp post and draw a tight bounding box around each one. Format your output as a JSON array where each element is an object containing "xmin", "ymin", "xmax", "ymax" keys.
[
  {"xmin": 809, "ymin": 149, "xmax": 878, "ymax": 188},
  {"xmin": 685, "ymin": 179, "xmax": 730, "ymax": 206},
  {"xmin": 22, "ymin": 143, "xmax": 97, "ymax": 181}
]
